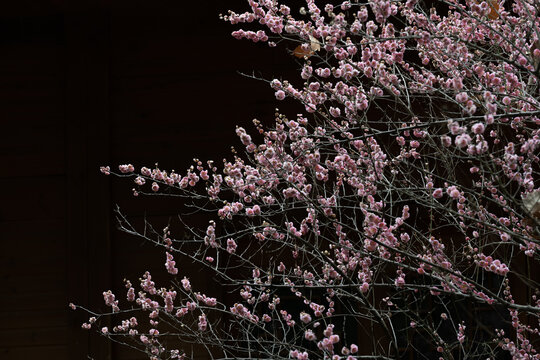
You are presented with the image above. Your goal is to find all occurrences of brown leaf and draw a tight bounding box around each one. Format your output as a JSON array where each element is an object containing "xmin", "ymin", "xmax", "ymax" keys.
[
  {"xmin": 487, "ymin": 0, "xmax": 500, "ymax": 20},
  {"xmin": 292, "ymin": 35, "xmax": 321, "ymax": 58},
  {"xmin": 523, "ymin": 189, "xmax": 540, "ymax": 220},
  {"xmin": 293, "ymin": 44, "xmax": 314, "ymax": 58}
]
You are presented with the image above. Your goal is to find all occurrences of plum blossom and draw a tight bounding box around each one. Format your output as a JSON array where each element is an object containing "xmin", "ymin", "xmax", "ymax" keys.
[{"xmin": 84, "ymin": 1, "xmax": 540, "ymax": 359}]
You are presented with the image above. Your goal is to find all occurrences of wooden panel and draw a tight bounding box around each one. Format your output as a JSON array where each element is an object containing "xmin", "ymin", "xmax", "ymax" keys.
[
  {"xmin": 0, "ymin": 176, "xmax": 65, "ymax": 222},
  {"xmin": 0, "ymin": 308, "xmax": 67, "ymax": 330},
  {"xmin": 2, "ymin": 290, "xmax": 66, "ymax": 312},
  {"xmin": 0, "ymin": 1, "xmax": 294, "ymax": 359},
  {"xmin": 0, "ymin": 345, "xmax": 68, "ymax": 360},
  {"xmin": 63, "ymin": 5, "xmax": 112, "ymax": 360},
  {"xmin": 0, "ymin": 326, "xmax": 69, "ymax": 348},
  {"xmin": 0, "ymin": 9, "xmax": 69, "ymax": 359},
  {"xmin": 1, "ymin": 265, "xmax": 66, "ymax": 295},
  {"xmin": 107, "ymin": 4, "xmax": 285, "ymax": 165},
  {"xmin": 0, "ymin": 218, "xmax": 64, "ymax": 250},
  {"xmin": 0, "ymin": 21, "xmax": 64, "ymax": 177}
]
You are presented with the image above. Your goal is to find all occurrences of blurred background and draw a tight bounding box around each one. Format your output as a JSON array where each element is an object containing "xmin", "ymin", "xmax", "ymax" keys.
[{"xmin": 0, "ymin": 0, "xmax": 298, "ymax": 358}]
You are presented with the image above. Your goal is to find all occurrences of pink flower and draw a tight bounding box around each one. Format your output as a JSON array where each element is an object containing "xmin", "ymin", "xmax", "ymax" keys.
[
  {"xmin": 119, "ymin": 164, "xmax": 135, "ymax": 173},
  {"xmin": 319, "ymin": 68, "xmax": 331, "ymax": 78},
  {"xmin": 360, "ymin": 282, "xmax": 369, "ymax": 293},
  {"xmin": 471, "ymin": 122, "xmax": 485, "ymax": 134},
  {"xmin": 457, "ymin": 323, "xmax": 466, "ymax": 343},
  {"xmin": 305, "ymin": 329, "xmax": 317, "ymax": 341},
  {"xmin": 275, "ymin": 90, "xmax": 286, "ymax": 100},
  {"xmin": 176, "ymin": 308, "xmax": 188, "ymax": 317},
  {"xmin": 226, "ymin": 238, "xmax": 237, "ymax": 254},
  {"xmin": 452, "ymin": 77, "xmax": 463, "ymax": 90},
  {"xmin": 181, "ymin": 277, "xmax": 191, "ymax": 291},
  {"xmin": 186, "ymin": 301, "xmax": 197, "ymax": 311},
  {"xmin": 456, "ymin": 92, "xmax": 468, "ymax": 103},
  {"xmin": 300, "ymin": 312, "xmax": 312, "ymax": 324},
  {"xmin": 252, "ymin": 205, "xmax": 261, "ymax": 215},
  {"xmin": 455, "ymin": 134, "xmax": 471, "ymax": 148},
  {"xmin": 329, "ymin": 107, "xmax": 341, "ymax": 117},
  {"xmin": 329, "ymin": 334, "xmax": 340, "ymax": 344},
  {"xmin": 134, "ymin": 176, "xmax": 146, "ymax": 185},
  {"xmin": 165, "ymin": 252, "xmax": 178, "ymax": 275},
  {"xmin": 140, "ymin": 335, "xmax": 149, "ymax": 344},
  {"xmin": 441, "ymin": 135, "xmax": 452, "ymax": 147},
  {"xmin": 204, "ymin": 297, "xmax": 217, "ymax": 306},
  {"xmin": 198, "ymin": 315, "xmax": 207, "ymax": 331},
  {"xmin": 447, "ymin": 186, "xmax": 460, "ymax": 199},
  {"xmin": 270, "ymin": 79, "xmax": 282, "ymax": 89},
  {"xmin": 200, "ymin": 170, "xmax": 209, "ymax": 180}
]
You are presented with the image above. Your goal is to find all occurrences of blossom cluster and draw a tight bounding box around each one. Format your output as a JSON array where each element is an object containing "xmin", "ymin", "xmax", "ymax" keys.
[{"xmin": 79, "ymin": 0, "xmax": 540, "ymax": 359}]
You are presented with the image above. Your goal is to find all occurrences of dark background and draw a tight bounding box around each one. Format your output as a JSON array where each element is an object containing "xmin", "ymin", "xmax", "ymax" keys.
[
  {"xmin": 0, "ymin": 1, "xmax": 296, "ymax": 358},
  {"xmin": 0, "ymin": 1, "xmax": 517, "ymax": 359}
]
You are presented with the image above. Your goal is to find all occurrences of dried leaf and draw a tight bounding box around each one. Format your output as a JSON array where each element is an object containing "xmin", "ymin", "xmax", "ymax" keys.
[
  {"xmin": 309, "ymin": 35, "xmax": 321, "ymax": 52},
  {"xmin": 293, "ymin": 35, "xmax": 321, "ymax": 58},
  {"xmin": 487, "ymin": 0, "xmax": 500, "ymax": 20},
  {"xmin": 293, "ymin": 44, "xmax": 314, "ymax": 58},
  {"xmin": 523, "ymin": 189, "xmax": 540, "ymax": 220}
]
